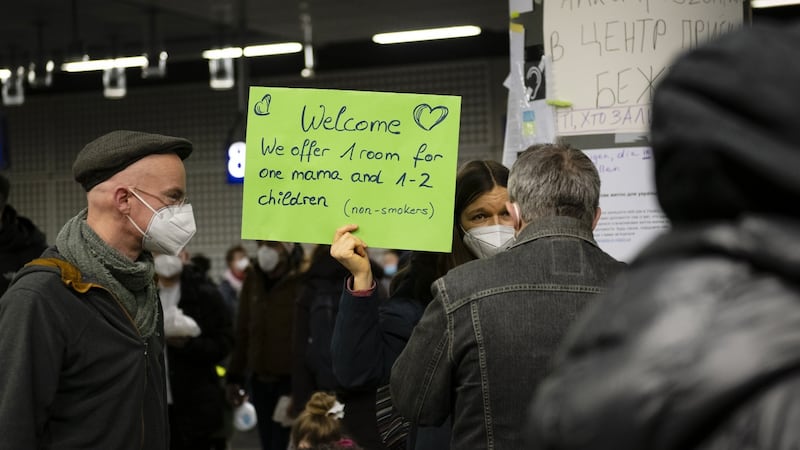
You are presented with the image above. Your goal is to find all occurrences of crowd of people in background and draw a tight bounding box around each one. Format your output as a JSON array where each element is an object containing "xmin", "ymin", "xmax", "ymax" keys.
[{"xmin": 1, "ymin": 22, "xmax": 800, "ymax": 450}]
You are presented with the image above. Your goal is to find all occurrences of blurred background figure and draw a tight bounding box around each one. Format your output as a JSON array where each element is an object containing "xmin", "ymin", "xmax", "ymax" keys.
[
  {"xmin": 0, "ymin": 173, "xmax": 47, "ymax": 295},
  {"xmin": 330, "ymin": 159, "xmax": 514, "ymax": 450},
  {"xmin": 292, "ymin": 244, "xmax": 386, "ymax": 449},
  {"xmin": 219, "ymin": 244, "xmax": 250, "ymax": 325},
  {"xmin": 291, "ymin": 391, "xmax": 363, "ymax": 450},
  {"xmin": 190, "ymin": 252, "xmax": 213, "ymax": 282},
  {"xmin": 378, "ymin": 250, "xmax": 400, "ymax": 294},
  {"xmin": 226, "ymin": 241, "xmax": 306, "ymax": 450},
  {"xmin": 154, "ymin": 252, "xmax": 234, "ymax": 450}
]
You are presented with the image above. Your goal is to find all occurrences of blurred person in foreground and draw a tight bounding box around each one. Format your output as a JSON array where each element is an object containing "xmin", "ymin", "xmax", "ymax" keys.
[
  {"xmin": 0, "ymin": 130, "xmax": 195, "ymax": 449},
  {"xmin": 331, "ymin": 160, "xmax": 515, "ymax": 449},
  {"xmin": 528, "ymin": 23, "xmax": 800, "ymax": 449},
  {"xmin": 390, "ymin": 144, "xmax": 624, "ymax": 449},
  {"xmin": 0, "ymin": 173, "xmax": 47, "ymax": 295}
]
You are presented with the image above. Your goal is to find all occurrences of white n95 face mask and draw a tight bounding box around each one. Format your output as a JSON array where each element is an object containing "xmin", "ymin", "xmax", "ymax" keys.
[
  {"xmin": 154, "ymin": 254, "xmax": 184, "ymax": 278},
  {"xmin": 128, "ymin": 190, "xmax": 197, "ymax": 256},
  {"xmin": 257, "ymin": 246, "xmax": 280, "ymax": 272},
  {"xmin": 462, "ymin": 224, "xmax": 515, "ymax": 259},
  {"xmin": 234, "ymin": 257, "xmax": 250, "ymax": 272}
]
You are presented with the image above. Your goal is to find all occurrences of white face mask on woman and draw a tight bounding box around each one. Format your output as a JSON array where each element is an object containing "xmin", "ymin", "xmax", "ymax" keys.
[
  {"xmin": 154, "ymin": 254, "xmax": 184, "ymax": 278},
  {"xmin": 462, "ymin": 224, "xmax": 516, "ymax": 259},
  {"xmin": 127, "ymin": 189, "xmax": 196, "ymax": 256},
  {"xmin": 257, "ymin": 245, "xmax": 281, "ymax": 272}
]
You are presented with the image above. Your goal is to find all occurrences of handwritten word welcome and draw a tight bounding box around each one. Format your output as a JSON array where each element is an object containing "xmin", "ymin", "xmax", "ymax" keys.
[{"xmin": 301, "ymin": 105, "xmax": 402, "ymax": 135}]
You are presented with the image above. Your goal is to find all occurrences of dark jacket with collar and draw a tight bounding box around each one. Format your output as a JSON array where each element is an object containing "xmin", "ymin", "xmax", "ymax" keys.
[
  {"xmin": 0, "ymin": 247, "xmax": 168, "ymax": 450},
  {"xmin": 528, "ymin": 215, "xmax": 800, "ymax": 450},
  {"xmin": 391, "ymin": 217, "xmax": 624, "ymax": 450}
]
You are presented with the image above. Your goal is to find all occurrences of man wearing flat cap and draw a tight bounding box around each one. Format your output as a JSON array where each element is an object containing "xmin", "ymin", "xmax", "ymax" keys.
[{"xmin": 0, "ymin": 130, "xmax": 196, "ymax": 449}]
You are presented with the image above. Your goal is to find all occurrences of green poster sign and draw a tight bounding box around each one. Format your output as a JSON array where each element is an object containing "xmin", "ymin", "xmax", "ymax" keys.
[{"xmin": 241, "ymin": 87, "xmax": 461, "ymax": 252}]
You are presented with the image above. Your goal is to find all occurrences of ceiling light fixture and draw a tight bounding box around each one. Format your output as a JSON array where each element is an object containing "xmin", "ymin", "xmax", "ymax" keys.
[
  {"xmin": 141, "ymin": 8, "xmax": 167, "ymax": 79},
  {"xmin": 142, "ymin": 51, "xmax": 168, "ymax": 78},
  {"xmin": 209, "ymin": 57, "xmax": 235, "ymax": 90},
  {"xmin": 243, "ymin": 42, "xmax": 303, "ymax": 57},
  {"xmin": 103, "ymin": 66, "xmax": 126, "ymax": 99},
  {"xmin": 27, "ymin": 60, "xmax": 54, "ymax": 88},
  {"xmin": 202, "ymin": 47, "xmax": 243, "ymax": 60},
  {"xmin": 203, "ymin": 42, "xmax": 303, "ymax": 60},
  {"xmin": 372, "ymin": 25, "xmax": 481, "ymax": 44},
  {"xmin": 0, "ymin": 69, "xmax": 10, "ymax": 81},
  {"xmin": 300, "ymin": 12, "xmax": 315, "ymax": 78},
  {"xmin": 28, "ymin": 21, "xmax": 54, "ymax": 88},
  {"xmin": 61, "ymin": 56, "xmax": 148, "ymax": 73},
  {"xmin": 2, "ymin": 66, "xmax": 25, "ymax": 106},
  {"xmin": 750, "ymin": 0, "xmax": 800, "ymax": 6}
]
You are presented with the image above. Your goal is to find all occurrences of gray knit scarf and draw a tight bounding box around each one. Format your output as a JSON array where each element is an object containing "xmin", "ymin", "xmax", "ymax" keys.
[{"xmin": 56, "ymin": 208, "xmax": 158, "ymax": 337}]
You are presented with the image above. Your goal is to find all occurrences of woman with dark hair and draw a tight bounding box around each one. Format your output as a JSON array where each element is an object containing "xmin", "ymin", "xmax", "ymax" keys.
[{"xmin": 329, "ymin": 160, "xmax": 513, "ymax": 450}]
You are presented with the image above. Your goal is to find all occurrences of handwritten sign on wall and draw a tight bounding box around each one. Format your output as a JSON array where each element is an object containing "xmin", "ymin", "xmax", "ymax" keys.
[
  {"xmin": 585, "ymin": 147, "xmax": 669, "ymax": 262},
  {"xmin": 241, "ymin": 87, "xmax": 461, "ymax": 252},
  {"xmin": 544, "ymin": 0, "xmax": 742, "ymax": 136}
]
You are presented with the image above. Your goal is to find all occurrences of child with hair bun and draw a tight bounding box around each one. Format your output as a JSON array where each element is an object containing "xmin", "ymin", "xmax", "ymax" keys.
[{"xmin": 291, "ymin": 392, "xmax": 362, "ymax": 450}]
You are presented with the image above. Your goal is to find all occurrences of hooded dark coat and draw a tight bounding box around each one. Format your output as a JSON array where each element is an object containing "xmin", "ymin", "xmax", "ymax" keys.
[{"xmin": 527, "ymin": 23, "xmax": 800, "ymax": 449}]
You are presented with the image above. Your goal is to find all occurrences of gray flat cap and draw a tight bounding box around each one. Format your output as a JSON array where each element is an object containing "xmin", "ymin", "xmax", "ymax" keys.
[{"xmin": 73, "ymin": 130, "xmax": 193, "ymax": 191}]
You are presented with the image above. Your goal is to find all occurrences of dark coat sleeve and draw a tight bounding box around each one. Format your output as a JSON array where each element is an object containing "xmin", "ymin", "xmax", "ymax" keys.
[{"xmin": 330, "ymin": 280, "xmax": 424, "ymax": 389}]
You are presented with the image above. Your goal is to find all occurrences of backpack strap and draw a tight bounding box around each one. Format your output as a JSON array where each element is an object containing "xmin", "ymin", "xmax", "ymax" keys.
[{"xmin": 24, "ymin": 257, "xmax": 97, "ymax": 294}]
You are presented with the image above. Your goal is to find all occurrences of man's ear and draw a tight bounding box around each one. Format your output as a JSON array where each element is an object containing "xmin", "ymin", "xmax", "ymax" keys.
[
  {"xmin": 115, "ymin": 187, "xmax": 134, "ymax": 215},
  {"xmin": 591, "ymin": 207, "xmax": 602, "ymax": 230},
  {"xmin": 506, "ymin": 201, "xmax": 522, "ymax": 232}
]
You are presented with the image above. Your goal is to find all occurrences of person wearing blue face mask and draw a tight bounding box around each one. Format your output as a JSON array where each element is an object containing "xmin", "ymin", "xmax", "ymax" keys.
[
  {"xmin": 0, "ymin": 130, "xmax": 195, "ymax": 449},
  {"xmin": 330, "ymin": 160, "xmax": 514, "ymax": 450}
]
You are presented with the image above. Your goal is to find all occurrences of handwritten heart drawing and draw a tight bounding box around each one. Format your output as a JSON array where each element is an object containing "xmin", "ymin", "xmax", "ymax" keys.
[
  {"xmin": 254, "ymin": 94, "xmax": 272, "ymax": 116},
  {"xmin": 413, "ymin": 104, "xmax": 449, "ymax": 131}
]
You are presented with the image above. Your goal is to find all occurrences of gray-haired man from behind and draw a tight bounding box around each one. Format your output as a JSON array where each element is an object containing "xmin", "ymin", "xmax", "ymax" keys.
[
  {"xmin": 390, "ymin": 143, "xmax": 625, "ymax": 450},
  {"xmin": 0, "ymin": 130, "xmax": 196, "ymax": 449}
]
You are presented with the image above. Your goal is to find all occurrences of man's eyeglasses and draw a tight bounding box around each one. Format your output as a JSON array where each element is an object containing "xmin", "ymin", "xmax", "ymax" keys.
[{"xmin": 131, "ymin": 187, "xmax": 189, "ymax": 208}]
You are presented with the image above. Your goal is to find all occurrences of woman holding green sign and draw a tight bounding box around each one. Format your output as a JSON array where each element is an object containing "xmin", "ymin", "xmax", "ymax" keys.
[{"xmin": 330, "ymin": 160, "xmax": 514, "ymax": 450}]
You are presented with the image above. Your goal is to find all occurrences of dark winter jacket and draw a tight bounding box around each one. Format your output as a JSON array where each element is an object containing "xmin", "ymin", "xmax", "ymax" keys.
[
  {"xmin": 166, "ymin": 267, "xmax": 234, "ymax": 446},
  {"xmin": 528, "ymin": 216, "xmax": 800, "ymax": 449},
  {"xmin": 0, "ymin": 248, "xmax": 168, "ymax": 450},
  {"xmin": 0, "ymin": 205, "xmax": 47, "ymax": 294},
  {"xmin": 331, "ymin": 251, "xmax": 478, "ymax": 450},
  {"xmin": 227, "ymin": 264, "xmax": 302, "ymax": 384},
  {"xmin": 294, "ymin": 248, "xmax": 388, "ymax": 450}
]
